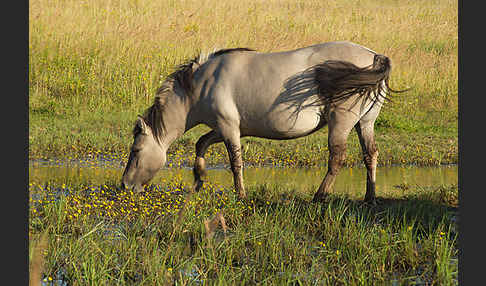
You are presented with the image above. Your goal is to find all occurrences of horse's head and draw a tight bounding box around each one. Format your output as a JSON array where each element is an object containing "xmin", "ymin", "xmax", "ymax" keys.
[
  {"xmin": 121, "ymin": 116, "xmax": 166, "ymax": 193},
  {"xmin": 121, "ymin": 54, "xmax": 200, "ymax": 192}
]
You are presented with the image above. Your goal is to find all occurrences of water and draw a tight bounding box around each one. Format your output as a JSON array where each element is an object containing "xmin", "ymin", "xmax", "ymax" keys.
[
  {"xmin": 29, "ymin": 161, "xmax": 457, "ymax": 199},
  {"xmin": 29, "ymin": 161, "xmax": 457, "ymax": 285}
]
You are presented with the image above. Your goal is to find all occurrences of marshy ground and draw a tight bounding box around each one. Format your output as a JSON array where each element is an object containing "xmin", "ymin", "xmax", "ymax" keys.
[
  {"xmin": 29, "ymin": 0, "xmax": 457, "ymax": 284},
  {"xmin": 29, "ymin": 161, "xmax": 458, "ymax": 285}
]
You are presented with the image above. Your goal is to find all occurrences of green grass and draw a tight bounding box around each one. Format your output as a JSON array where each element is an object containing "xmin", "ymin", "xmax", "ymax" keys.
[
  {"xmin": 29, "ymin": 0, "xmax": 458, "ymax": 167},
  {"xmin": 29, "ymin": 180, "xmax": 458, "ymax": 285},
  {"xmin": 29, "ymin": 0, "xmax": 458, "ymax": 284}
]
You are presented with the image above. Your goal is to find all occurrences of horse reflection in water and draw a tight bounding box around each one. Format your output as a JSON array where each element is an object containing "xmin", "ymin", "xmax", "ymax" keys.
[{"xmin": 121, "ymin": 41, "xmax": 406, "ymax": 204}]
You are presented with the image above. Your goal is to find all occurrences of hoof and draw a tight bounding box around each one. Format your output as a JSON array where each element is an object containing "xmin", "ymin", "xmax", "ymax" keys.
[
  {"xmin": 195, "ymin": 180, "xmax": 204, "ymax": 192},
  {"xmin": 363, "ymin": 196, "xmax": 380, "ymax": 206},
  {"xmin": 191, "ymin": 180, "xmax": 204, "ymax": 193},
  {"xmin": 312, "ymin": 192, "xmax": 328, "ymax": 203}
]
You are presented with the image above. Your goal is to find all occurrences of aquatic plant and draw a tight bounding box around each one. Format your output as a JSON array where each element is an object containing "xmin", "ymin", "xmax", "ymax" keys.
[{"xmin": 29, "ymin": 178, "xmax": 458, "ymax": 285}]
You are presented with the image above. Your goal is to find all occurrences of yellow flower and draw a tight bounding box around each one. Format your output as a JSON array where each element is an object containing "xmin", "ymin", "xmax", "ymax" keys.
[{"xmin": 167, "ymin": 267, "xmax": 173, "ymax": 272}]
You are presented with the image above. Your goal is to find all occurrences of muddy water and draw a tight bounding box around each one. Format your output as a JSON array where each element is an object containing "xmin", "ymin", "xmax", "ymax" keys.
[
  {"xmin": 29, "ymin": 161, "xmax": 457, "ymax": 199},
  {"xmin": 29, "ymin": 162, "xmax": 457, "ymax": 286}
]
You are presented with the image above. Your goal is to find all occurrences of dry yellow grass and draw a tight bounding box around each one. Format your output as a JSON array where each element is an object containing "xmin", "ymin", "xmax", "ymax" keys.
[
  {"xmin": 28, "ymin": 4, "xmax": 458, "ymax": 282},
  {"xmin": 29, "ymin": 0, "xmax": 457, "ymax": 163},
  {"xmin": 29, "ymin": 0, "xmax": 457, "ymax": 108}
]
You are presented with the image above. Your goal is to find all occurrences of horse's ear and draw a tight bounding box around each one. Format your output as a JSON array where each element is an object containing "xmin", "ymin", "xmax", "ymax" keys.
[{"xmin": 136, "ymin": 116, "xmax": 147, "ymax": 134}]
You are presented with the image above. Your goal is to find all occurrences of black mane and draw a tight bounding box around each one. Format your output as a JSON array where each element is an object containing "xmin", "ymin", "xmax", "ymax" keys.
[
  {"xmin": 143, "ymin": 47, "xmax": 256, "ymax": 143},
  {"xmin": 210, "ymin": 47, "xmax": 255, "ymax": 58}
]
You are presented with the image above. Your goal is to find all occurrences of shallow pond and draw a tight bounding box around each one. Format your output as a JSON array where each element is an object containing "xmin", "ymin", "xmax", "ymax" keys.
[
  {"xmin": 29, "ymin": 160, "xmax": 457, "ymax": 199},
  {"xmin": 29, "ymin": 161, "xmax": 458, "ymax": 285}
]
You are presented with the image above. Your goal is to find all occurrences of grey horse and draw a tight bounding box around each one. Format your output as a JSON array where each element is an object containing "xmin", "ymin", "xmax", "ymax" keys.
[{"xmin": 121, "ymin": 41, "xmax": 403, "ymax": 203}]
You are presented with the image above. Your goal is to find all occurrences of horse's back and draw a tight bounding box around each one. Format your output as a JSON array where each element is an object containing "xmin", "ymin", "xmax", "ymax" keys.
[
  {"xmin": 194, "ymin": 42, "xmax": 379, "ymax": 138},
  {"xmin": 302, "ymin": 41, "xmax": 377, "ymax": 67},
  {"xmin": 197, "ymin": 41, "xmax": 376, "ymax": 89}
]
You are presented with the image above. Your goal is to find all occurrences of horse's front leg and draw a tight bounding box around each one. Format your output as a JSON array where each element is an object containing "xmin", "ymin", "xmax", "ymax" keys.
[
  {"xmin": 193, "ymin": 131, "xmax": 223, "ymax": 192},
  {"xmin": 222, "ymin": 133, "xmax": 246, "ymax": 199}
]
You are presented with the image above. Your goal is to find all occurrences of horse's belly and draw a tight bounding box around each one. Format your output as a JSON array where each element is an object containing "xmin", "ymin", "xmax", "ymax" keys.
[{"xmin": 242, "ymin": 108, "xmax": 324, "ymax": 139}]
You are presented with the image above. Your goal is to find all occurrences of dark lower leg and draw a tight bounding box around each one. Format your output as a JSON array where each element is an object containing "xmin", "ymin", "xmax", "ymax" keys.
[
  {"xmin": 193, "ymin": 156, "xmax": 207, "ymax": 192},
  {"xmin": 355, "ymin": 122, "xmax": 378, "ymax": 203},
  {"xmin": 313, "ymin": 144, "xmax": 346, "ymax": 202},
  {"xmin": 363, "ymin": 150, "xmax": 378, "ymax": 202},
  {"xmin": 364, "ymin": 176, "xmax": 376, "ymax": 202},
  {"xmin": 192, "ymin": 131, "xmax": 222, "ymax": 192},
  {"xmin": 225, "ymin": 141, "xmax": 246, "ymax": 199}
]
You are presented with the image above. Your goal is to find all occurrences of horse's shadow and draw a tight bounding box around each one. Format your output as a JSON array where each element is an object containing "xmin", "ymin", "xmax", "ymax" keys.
[
  {"xmin": 246, "ymin": 187, "xmax": 458, "ymax": 239},
  {"xmin": 267, "ymin": 68, "xmax": 322, "ymax": 125}
]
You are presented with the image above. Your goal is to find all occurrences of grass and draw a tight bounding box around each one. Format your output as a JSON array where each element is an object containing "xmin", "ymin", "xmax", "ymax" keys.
[
  {"xmin": 29, "ymin": 179, "xmax": 458, "ymax": 285},
  {"xmin": 29, "ymin": 0, "xmax": 458, "ymax": 284},
  {"xmin": 29, "ymin": 0, "xmax": 458, "ymax": 167}
]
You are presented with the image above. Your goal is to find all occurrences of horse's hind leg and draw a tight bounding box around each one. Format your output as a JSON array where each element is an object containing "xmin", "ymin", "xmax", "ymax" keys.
[
  {"xmin": 355, "ymin": 121, "xmax": 378, "ymax": 203},
  {"xmin": 313, "ymin": 115, "xmax": 355, "ymax": 202},
  {"xmin": 193, "ymin": 131, "xmax": 223, "ymax": 192}
]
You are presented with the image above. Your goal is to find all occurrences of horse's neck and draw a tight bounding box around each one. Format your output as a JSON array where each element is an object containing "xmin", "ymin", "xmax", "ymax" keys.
[{"xmin": 159, "ymin": 94, "xmax": 197, "ymax": 148}]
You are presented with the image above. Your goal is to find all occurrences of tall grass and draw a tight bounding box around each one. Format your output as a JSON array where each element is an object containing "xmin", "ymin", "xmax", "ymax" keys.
[
  {"xmin": 29, "ymin": 0, "xmax": 458, "ymax": 101},
  {"xmin": 29, "ymin": 0, "xmax": 458, "ymax": 161},
  {"xmin": 29, "ymin": 180, "xmax": 458, "ymax": 285},
  {"xmin": 29, "ymin": 2, "xmax": 458, "ymax": 283}
]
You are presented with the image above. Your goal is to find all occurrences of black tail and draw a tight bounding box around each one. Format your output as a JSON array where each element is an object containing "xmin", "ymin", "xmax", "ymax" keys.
[{"xmin": 314, "ymin": 54, "xmax": 407, "ymax": 105}]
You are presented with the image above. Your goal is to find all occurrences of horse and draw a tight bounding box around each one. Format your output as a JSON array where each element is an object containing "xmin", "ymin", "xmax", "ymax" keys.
[{"xmin": 121, "ymin": 41, "xmax": 404, "ymax": 203}]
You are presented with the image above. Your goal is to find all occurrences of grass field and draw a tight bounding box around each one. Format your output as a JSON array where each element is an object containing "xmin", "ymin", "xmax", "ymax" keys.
[
  {"xmin": 29, "ymin": 0, "xmax": 458, "ymax": 284},
  {"xmin": 29, "ymin": 178, "xmax": 458, "ymax": 285},
  {"xmin": 29, "ymin": 0, "xmax": 458, "ymax": 167}
]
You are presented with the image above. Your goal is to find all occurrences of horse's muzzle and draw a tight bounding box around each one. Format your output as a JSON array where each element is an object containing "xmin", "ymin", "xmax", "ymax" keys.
[{"xmin": 121, "ymin": 180, "xmax": 144, "ymax": 193}]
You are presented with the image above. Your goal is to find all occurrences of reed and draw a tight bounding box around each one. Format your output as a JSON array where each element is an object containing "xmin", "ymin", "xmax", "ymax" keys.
[
  {"xmin": 29, "ymin": 0, "xmax": 458, "ymax": 166},
  {"xmin": 28, "ymin": 2, "xmax": 458, "ymax": 282},
  {"xmin": 29, "ymin": 179, "xmax": 458, "ymax": 285}
]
